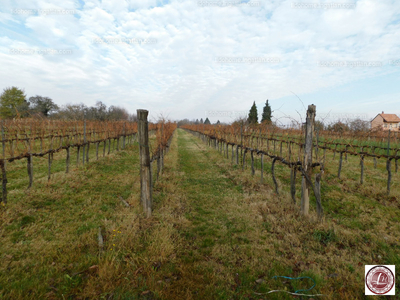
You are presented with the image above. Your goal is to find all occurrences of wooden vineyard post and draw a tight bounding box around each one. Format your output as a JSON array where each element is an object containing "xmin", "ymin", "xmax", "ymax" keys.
[
  {"xmin": 137, "ymin": 109, "xmax": 152, "ymax": 218},
  {"xmin": 86, "ymin": 141, "xmax": 90, "ymax": 163},
  {"xmin": 27, "ymin": 123, "xmax": 33, "ymax": 188},
  {"xmin": 333, "ymin": 144, "xmax": 337, "ymax": 160},
  {"xmin": 1, "ymin": 121, "xmax": 6, "ymax": 204},
  {"xmin": 86, "ymin": 123, "xmax": 90, "ymax": 163},
  {"xmin": 271, "ymin": 157, "xmax": 279, "ymax": 194},
  {"xmin": 27, "ymin": 154, "xmax": 33, "ymax": 188},
  {"xmin": 387, "ymin": 130, "xmax": 391, "ymax": 196},
  {"xmin": 150, "ymin": 160, "xmax": 153, "ymax": 191},
  {"xmin": 240, "ymin": 123, "xmax": 243, "ymax": 159},
  {"xmin": 251, "ymin": 151, "xmax": 255, "ymax": 176},
  {"xmin": 360, "ymin": 155, "xmax": 364, "ymax": 184},
  {"xmin": 236, "ymin": 145, "xmax": 239, "ymax": 165},
  {"xmin": 372, "ymin": 147, "xmax": 377, "ymax": 169},
  {"xmin": 315, "ymin": 130, "xmax": 319, "ymax": 160},
  {"xmin": 66, "ymin": 147, "xmax": 70, "ymax": 173},
  {"xmin": 301, "ymin": 104, "xmax": 316, "ymax": 216},
  {"xmin": 260, "ymin": 153, "xmax": 264, "ymax": 183},
  {"xmin": 338, "ymin": 152, "xmax": 343, "ymax": 178},
  {"xmin": 242, "ymin": 150, "xmax": 246, "ymax": 171},
  {"xmin": 290, "ymin": 165, "xmax": 296, "ymax": 203},
  {"xmin": 123, "ymin": 122, "xmax": 126, "ymax": 149},
  {"xmin": 27, "ymin": 132, "xmax": 33, "ymax": 190},
  {"xmin": 161, "ymin": 123, "xmax": 164, "ymax": 172},
  {"xmin": 83, "ymin": 120, "xmax": 86, "ymax": 165},
  {"xmin": 77, "ymin": 146, "xmax": 80, "ymax": 166},
  {"xmin": 48, "ymin": 129, "xmax": 53, "ymax": 181}
]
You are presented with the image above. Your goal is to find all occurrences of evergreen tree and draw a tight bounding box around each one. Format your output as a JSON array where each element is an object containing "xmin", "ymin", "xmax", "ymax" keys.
[
  {"xmin": 247, "ymin": 101, "xmax": 258, "ymax": 124},
  {"xmin": 261, "ymin": 99, "xmax": 272, "ymax": 123},
  {"xmin": 204, "ymin": 117, "xmax": 211, "ymax": 125},
  {"xmin": 200, "ymin": 118, "xmax": 203, "ymax": 124},
  {"xmin": 216, "ymin": 120, "xmax": 220, "ymax": 125},
  {"xmin": 195, "ymin": 119, "xmax": 199, "ymax": 124}
]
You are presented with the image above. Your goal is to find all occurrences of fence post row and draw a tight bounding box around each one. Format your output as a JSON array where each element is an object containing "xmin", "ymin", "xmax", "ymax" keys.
[{"xmin": 0, "ymin": 119, "xmax": 161, "ymax": 207}]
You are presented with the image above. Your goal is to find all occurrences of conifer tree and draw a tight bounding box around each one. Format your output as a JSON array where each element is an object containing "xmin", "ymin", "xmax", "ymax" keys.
[
  {"xmin": 247, "ymin": 101, "xmax": 258, "ymax": 124},
  {"xmin": 261, "ymin": 99, "xmax": 272, "ymax": 123}
]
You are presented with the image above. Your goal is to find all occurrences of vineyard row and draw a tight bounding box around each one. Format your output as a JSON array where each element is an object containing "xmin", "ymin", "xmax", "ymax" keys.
[{"xmin": 0, "ymin": 119, "xmax": 177, "ymax": 205}]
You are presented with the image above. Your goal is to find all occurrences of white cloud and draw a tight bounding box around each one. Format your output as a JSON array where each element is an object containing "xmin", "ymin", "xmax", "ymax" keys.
[{"xmin": 0, "ymin": 0, "xmax": 399, "ymax": 122}]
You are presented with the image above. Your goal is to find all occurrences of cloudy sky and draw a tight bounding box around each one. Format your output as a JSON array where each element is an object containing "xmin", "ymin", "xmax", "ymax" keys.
[{"xmin": 1, "ymin": 0, "xmax": 400, "ymax": 125}]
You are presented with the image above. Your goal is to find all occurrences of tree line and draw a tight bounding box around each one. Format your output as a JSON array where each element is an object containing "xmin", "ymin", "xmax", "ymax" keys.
[
  {"xmin": 188, "ymin": 99, "xmax": 370, "ymax": 133},
  {"xmin": 0, "ymin": 86, "xmax": 136, "ymax": 121}
]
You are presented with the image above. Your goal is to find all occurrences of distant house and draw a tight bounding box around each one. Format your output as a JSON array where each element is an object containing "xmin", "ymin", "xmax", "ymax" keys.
[{"xmin": 371, "ymin": 112, "xmax": 400, "ymax": 131}]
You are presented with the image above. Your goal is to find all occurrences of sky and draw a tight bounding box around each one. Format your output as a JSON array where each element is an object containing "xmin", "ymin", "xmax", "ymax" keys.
[{"xmin": 0, "ymin": 0, "xmax": 400, "ymax": 125}]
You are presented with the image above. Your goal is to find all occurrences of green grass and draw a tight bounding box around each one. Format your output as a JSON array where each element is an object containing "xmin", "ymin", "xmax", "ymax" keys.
[
  {"xmin": 0, "ymin": 136, "xmax": 144, "ymax": 299},
  {"xmin": 1, "ymin": 129, "xmax": 399, "ymax": 299},
  {"xmin": 183, "ymin": 129, "xmax": 400, "ymax": 299}
]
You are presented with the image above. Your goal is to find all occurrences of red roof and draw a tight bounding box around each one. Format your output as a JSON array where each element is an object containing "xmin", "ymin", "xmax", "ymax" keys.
[{"xmin": 380, "ymin": 113, "xmax": 400, "ymax": 123}]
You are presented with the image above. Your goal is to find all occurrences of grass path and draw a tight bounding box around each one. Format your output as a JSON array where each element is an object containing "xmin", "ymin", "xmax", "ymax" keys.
[
  {"xmin": 155, "ymin": 129, "xmax": 321, "ymax": 299},
  {"xmin": 153, "ymin": 129, "xmax": 399, "ymax": 299}
]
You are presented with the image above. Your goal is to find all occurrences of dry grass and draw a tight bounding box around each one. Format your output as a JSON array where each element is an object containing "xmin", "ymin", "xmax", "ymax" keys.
[{"xmin": 1, "ymin": 129, "xmax": 399, "ymax": 299}]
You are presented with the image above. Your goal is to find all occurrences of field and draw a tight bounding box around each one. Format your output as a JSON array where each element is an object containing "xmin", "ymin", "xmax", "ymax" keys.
[{"xmin": 0, "ymin": 128, "xmax": 399, "ymax": 299}]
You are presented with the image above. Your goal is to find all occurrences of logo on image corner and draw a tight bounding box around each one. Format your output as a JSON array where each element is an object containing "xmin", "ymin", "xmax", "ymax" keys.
[{"xmin": 365, "ymin": 265, "xmax": 395, "ymax": 295}]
